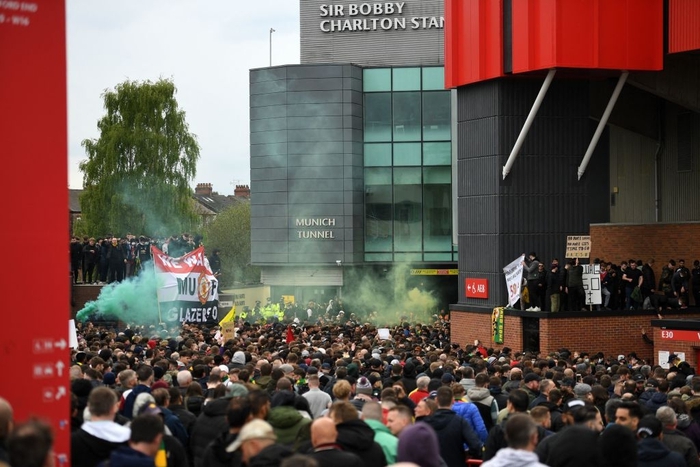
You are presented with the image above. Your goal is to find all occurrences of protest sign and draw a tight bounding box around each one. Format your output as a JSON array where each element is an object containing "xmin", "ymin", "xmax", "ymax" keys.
[{"xmin": 503, "ymin": 255, "xmax": 525, "ymax": 307}]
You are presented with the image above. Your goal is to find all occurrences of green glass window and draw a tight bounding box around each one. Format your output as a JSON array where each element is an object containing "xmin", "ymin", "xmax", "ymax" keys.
[
  {"xmin": 392, "ymin": 68, "xmax": 421, "ymax": 91},
  {"xmin": 363, "ymin": 69, "xmax": 391, "ymax": 92},
  {"xmin": 423, "ymin": 91, "xmax": 451, "ymax": 141},
  {"xmin": 365, "ymin": 253, "xmax": 393, "ymax": 262},
  {"xmin": 422, "ymin": 67, "xmax": 445, "ymax": 90},
  {"xmin": 364, "ymin": 93, "xmax": 392, "ymax": 142},
  {"xmin": 394, "ymin": 168, "xmax": 422, "ymax": 252},
  {"xmin": 423, "ymin": 167, "xmax": 451, "ymax": 252},
  {"xmin": 365, "ymin": 168, "xmax": 393, "ymax": 252},
  {"xmin": 393, "ymin": 92, "xmax": 421, "ymax": 141},
  {"xmin": 423, "ymin": 142, "xmax": 451, "ymax": 166},
  {"xmin": 393, "ymin": 143, "xmax": 421, "ymax": 166},
  {"xmin": 364, "ymin": 143, "xmax": 392, "ymax": 166},
  {"xmin": 395, "ymin": 253, "xmax": 422, "ymax": 262}
]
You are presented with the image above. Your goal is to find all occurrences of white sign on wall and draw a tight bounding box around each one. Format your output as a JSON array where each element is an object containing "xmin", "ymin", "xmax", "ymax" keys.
[{"xmin": 582, "ymin": 264, "xmax": 601, "ymax": 305}]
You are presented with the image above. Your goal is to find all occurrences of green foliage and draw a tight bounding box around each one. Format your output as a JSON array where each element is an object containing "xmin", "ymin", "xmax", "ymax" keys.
[
  {"xmin": 203, "ymin": 202, "xmax": 260, "ymax": 287},
  {"xmin": 72, "ymin": 217, "xmax": 89, "ymax": 238},
  {"xmin": 79, "ymin": 78, "xmax": 200, "ymax": 237}
]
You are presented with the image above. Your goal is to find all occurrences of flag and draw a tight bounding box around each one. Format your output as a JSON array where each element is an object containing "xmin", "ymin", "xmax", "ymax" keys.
[
  {"xmin": 219, "ymin": 306, "xmax": 236, "ymax": 327},
  {"xmin": 286, "ymin": 325, "xmax": 294, "ymax": 344},
  {"xmin": 155, "ymin": 439, "xmax": 167, "ymax": 467}
]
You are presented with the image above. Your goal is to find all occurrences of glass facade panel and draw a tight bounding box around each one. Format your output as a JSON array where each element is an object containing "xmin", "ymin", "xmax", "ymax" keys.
[
  {"xmin": 392, "ymin": 68, "xmax": 421, "ymax": 91},
  {"xmin": 393, "ymin": 92, "xmax": 421, "ymax": 141},
  {"xmin": 423, "ymin": 91, "xmax": 451, "ymax": 141},
  {"xmin": 393, "ymin": 143, "xmax": 421, "ymax": 166},
  {"xmin": 422, "ymin": 67, "xmax": 445, "ymax": 91},
  {"xmin": 365, "ymin": 168, "xmax": 392, "ymax": 252},
  {"xmin": 395, "ymin": 253, "xmax": 422, "ymax": 262},
  {"xmin": 365, "ymin": 253, "xmax": 393, "ymax": 262},
  {"xmin": 423, "ymin": 167, "xmax": 451, "ymax": 251},
  {"xmin": 364, "ymin": 93, "xmax": 392, "ymax": 142},
  {"xmin": 423, "ymin": 142, "xmax": 451, "ymax": 166},
  {"xmin": 424, "ymin": 253, "xmax": 452, "ymax": 261},
  {"xmin": 363, "ymin": 69, "xmax": 391, "ymax": 92},
  {"xmin": 364, "ymin": 143, "xmax": 392, "ymax": 166},
  {"xmin": 394, "ymin": 168, "xmax": 422, "ymax": 252}
]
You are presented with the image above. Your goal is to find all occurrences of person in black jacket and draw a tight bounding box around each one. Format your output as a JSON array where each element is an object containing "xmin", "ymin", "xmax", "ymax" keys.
[
  {"xmin": 82, "ymin": 238, "xmax": 99, "ymax": 284},
  {"xmin": 200, "ymin": 397, "xmax": 250, "ymax": 467},
  {"xmin": 308, "ymin": 417, "xmax": 362, "ymax": 467},
  {"xmin": 329, "ymin": 401, "xmax": 386, "ymax": 467},
  {"xmin": 71, "ymin": 236, "xmax": 83, "ymax": 283},
  {"xmin": 190, "ymin": 395, "xmax": 232, "ymax": 467},
  {"xmin": 106, "ymin": 237, "xmax": 126, "ymax": 284},
  {"xmin": 422, "ymin": 386, "xmax": 482, "ymax": 467}
]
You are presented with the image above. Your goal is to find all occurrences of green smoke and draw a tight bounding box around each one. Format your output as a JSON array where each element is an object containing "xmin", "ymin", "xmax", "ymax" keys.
[
  {"xmin": 76, "ymin": 266, "xmax": 163, "ymax": 324},
  {"xmin": 342, "ymin": 263, "xmax": 439, "ymax": 326}
]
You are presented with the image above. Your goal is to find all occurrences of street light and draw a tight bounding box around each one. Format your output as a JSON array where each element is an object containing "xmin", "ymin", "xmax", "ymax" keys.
[{"xmin": 269, "ymin": 28, "xmax": 275, "ymax": 67}]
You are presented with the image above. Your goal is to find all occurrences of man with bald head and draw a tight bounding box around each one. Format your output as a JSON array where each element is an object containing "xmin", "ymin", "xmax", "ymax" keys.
[
  {"xmin": 0, "ymin": 397, "xmax": 13, "ymax": 464},
  {"xmin": 308, "ymin": 417, "xmax": 362, "ymax": 467}
]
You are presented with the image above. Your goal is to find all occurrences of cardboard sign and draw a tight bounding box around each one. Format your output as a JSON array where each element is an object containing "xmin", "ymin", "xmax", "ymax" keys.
[
  {"xmin": 582, "ymin": 264, "xmax": 602, "ymax": 305},
  {"xmin": 566, "ymin": 236, "xmax": 591, "ymax": 258},
  {"xmin": 377, "ymin": 328, "xmax": 391, "ymax": 340},
  {"xmin": 222, "ymin": 322, "xmax": 237, "ymax": 341}
]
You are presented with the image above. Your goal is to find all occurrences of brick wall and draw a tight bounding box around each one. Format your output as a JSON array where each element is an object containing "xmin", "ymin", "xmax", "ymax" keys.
[
  {"xmin": 71, "ymin": 285, "xmax": 101, "ymax": 319},
  {"xmin": 451, "ymin": 309, "xmax": 700, "ymax": 366},
  {"xmin": 590, "ymin": 223, "xmax": 700, "ymax": 304}
]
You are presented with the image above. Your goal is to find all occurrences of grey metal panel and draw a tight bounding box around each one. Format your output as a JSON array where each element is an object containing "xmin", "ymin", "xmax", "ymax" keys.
[
  {"xmin": 288, "ymin": 178, "xmax": 345, "ymax": 191},
  {"xmin": 288, "ymin": 204, "xmax": 347, "ymax": 217},
  {"xmin": 287, "ymin": 116, "xmax": 344, "ymax": 130},
  {"xmin": 251, "ymin": 168, "xmax": 287, "ymax": 181},
  {"xmin": 288, "ymin": 166, "xmax": 344, "ymax": 179},
  {"xmin": 459, "ymin": 118, "xmax": 499, "ymax": 159},
  {"xmin": 251, "ymin": 105, "xmax": 287, "ymax": 120},
  {"xmin": 252, "ymin": 180, "xmax": 288, "ymax": 193},
  {"xmin": 287, "ymin": 103, "xmax": 344, "ymax": 117},
  {"xmin": 301, "ymin": 0, "xmax": 444, "ymax": 67},
  {"xmin": 287, "ymin": 128, "xmax": 344, "ymax": 143},
  {"xmin": 288, "ymin": 78, "xmax": 345, "ymax": 92},
  {"xmin": 287, "ymin": 66, "xmax": 345, "ymax": 79},
  {"xmin": 255, "ymin": 192, "xmax": 289, "ymax": 205},
  {"xmin": 250, "ymin": 156, "xmax": 287, "ymax": 169},
  {"xmin": 250, "ymin": 68, "xmax": 287, "ymax": 83},
  {"xmin": 251, "ymin": 204, "xmax": 287, "ymax": 217},
  {"xmin": 289, "ymin": 141, "xmax": 345, "ymax": 155},
  {"xmin": 659, "ymin": 104, "xmax": 700, "ymax": 222},
  {"xmin": 253, "ymin": 254, "xmax": 288, "ymax": 264},
  {"xmin": 459, "ymin": 196, "xmax": 499, "ymax": 234},
  {"xmin": 250, "ymin": 117, "xmax": 287, "ymax": 132},
  {"xmin": 459, "ymin": 155, "xmax": 500, "ymax": 197},
  {"xmin": 289, "ymin": 191, "xmax": 344, "ymax": 204},
  {"xmin": 289, "ymin": 229, "xmax": 346, "ymax": 241},
  {"xmin": 288, "ymin": 253, "xmax": 347, "ymax": 264},
  {"xmin": 289, "ymin": 154, "xmax": 344, "ymax": 167},
  {"xmin": 251, "ymin": 143, "xmax": 288, "ymax": 157},
  {"xmin": 287, "ymin": 91, "xmax": 344, "ymax": 105},
  {"xmin": 609, "ymin": 125, "xmax": 657, "ymax": 224},
  {"xmin": 255, "ymin": 229, "xmax": 290, "ymax": 242},
  {"xmin": 250, "ymin": 130, "xmax": 287, "ymax": 145},
  {"xmin": 262, "ymin": 267, "xmax": 344, "ymax": 286},
  {"xmin": 251, "ymin": 242, "xmax": 289, "ymax": 253},
  {"xmin": 250, "ymin": 80, "xmax": 287, "ymax": 95},
  {"xmin": 250, "ymin": 93, "xmax": 287, "ymax": 108},
  {"xmin": 251, "ymin": 217, "xmax": 288, "ymax": 229}
]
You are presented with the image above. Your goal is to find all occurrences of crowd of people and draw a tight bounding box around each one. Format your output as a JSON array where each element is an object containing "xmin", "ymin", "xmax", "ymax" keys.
[
  {"xmin": 70, "ymin": 233, "xmax": 222, "ymax": 286},
  {"xmin": 519, "ymin": 253, "xmax": 700, "ymax": 314},
  {"xmin": 3, "ymin": 314, "xmax": 700, "ymax": 467}
]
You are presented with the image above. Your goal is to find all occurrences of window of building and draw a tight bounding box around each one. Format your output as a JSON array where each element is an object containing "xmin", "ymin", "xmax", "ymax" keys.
[
  {"xmin": 393, "ymin": 168, "xmax": 422, "ymax": 252},
  {"xmin": 393, "ymin": 143, "xmax": 421, "ymax": 166},
  {"xmin": 393, "ymin": 92, "xmax": 421, "ymax": 141},
  {"xmin": 423, "ymin": 167, "xmax": 451, "ymax": 252},
  {"xmin": 365, "ymin": 143, "xmax": 392, "ymax": 166},
  {"xmin": 363, "ymin": 68, "xmax": 391, "ymax": 92},
  {"xmin": 365, "ymin": 168, "xmax": 393, "ymax": 252},
  {"xmin": 364, "ymin": 93, "xmax": 392, "ymax": 142},
  {"xmin": 423, "ymin": 91, "xmax": 451, "ymax": 141},
  {"xmin": 422, "ymin": 67, "xmax": 445, "ymax": 91},
  {"xmin": 423, "ymin": 142, "xmax": 451, "ymax": 165},
  {"xmin": 393, "ymin": 68, "xmax": 421, "ymax": 91}
]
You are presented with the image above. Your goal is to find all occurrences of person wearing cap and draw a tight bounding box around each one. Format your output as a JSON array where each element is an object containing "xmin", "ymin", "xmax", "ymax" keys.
[
  {"xmin": 639, "ymin": 379, "xmax": 668, "ymax": 414},
  {"xmin": 351, "ymin": 376, "xmax": 375, "ymax": 411},
  {"xmin": 573, "ymin": 383, "xmax": 593, "ymax": 403},
  {"xmin": 656, "ymin": 406, "xmax": 700, "ymax": 467},
  {"xmin": 227, "ymin": 419, "xmax": 292, "ymax": 467},
  {"xmin": 637, "ymin": 415, "xmax": 685, "ymax": 467},
  {"xmin": 521, "ymin": 373, "xmax": 541, "ymax": 406},
  {"xmin": 422, "ymin": 386, "xmax": 482, "ymax": 466}
]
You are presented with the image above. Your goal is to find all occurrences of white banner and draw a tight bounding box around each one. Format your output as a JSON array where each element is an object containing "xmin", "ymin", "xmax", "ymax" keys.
[
  {"xmin": 503, "ymin": 255, "xmax": 525, "ymax": 307},
  {"xmin": 582, "ymin": 264, "xmax": 602, "ymax": 305}
]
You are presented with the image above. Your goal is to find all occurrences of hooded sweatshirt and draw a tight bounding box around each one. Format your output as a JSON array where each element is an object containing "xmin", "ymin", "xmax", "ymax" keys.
[
  {"xmin": 423, "ymin": 409, "xmax": 482, "ymax": 467},
  {"xmin": 364, "ymin": 418, "xmax": 398, "ymax": 464},
  {"xmin": 336, "ymin": 419, "xmax": 387, "ymax": 467},
  {"xmin": 248, "ymin": 443, "xmax": 293, "ymax": 467},
  {"xmin": 637, "ymin": 437, "xmax": 685, "ymax": 467},
  {"xmin": 467, "ymin": 387, "xmax": 499, "ymax": 432},
  {"xmin": 266, "ymin": 406, "xmax": 311, "ymax": 447},
  {"xmin": 72, "ymin": 421, "xmax": 130, "ymax": 467},
  {"xmin": 99, "ymin": 446, "xmax": 155, "ymax": 467},
  {"xmin": 200, "ymin": 432, "xmax": 242, "ymax": 467},
  {"xmin": 482, "ymin": 448, "xmax": 547, "ymax": 467},
  {"xmin": 230, "ymin": 351, "xmax": 246, "ymax": 369},
  {"xmin": 190, "ymin": 397, "xmax": 232, "ymax": 466}
]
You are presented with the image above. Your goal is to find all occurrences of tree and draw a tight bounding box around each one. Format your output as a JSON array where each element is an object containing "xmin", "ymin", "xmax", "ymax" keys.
[
  {"xmin": 203, "ymin": 202, "xmax": 260, "ymax": 287},
  {"xmin": 79, "ymin": 78, "xmax": 200, "ymax": 237}
]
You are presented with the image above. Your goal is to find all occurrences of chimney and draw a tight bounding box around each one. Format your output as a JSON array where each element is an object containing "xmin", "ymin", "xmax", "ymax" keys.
[
  {"xmin": 234, "ymin": 184, "xmax": 250, "ymax": 198},
  {"xmin": 195, "ymin": 183, "xmax": 213, "ymax": 196}
]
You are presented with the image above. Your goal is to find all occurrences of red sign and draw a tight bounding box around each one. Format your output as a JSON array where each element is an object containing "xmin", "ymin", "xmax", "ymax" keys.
[
  {"xmin": 659, "ymin": 329, "xmax": 700, "ymax": 342},
  {"xmin": 465, "ymin": 278, "xmax": 489, "ymax": 299},
  {"xmin": 0, "ymin": 1, "xmax": 70, "ymax": 465}
]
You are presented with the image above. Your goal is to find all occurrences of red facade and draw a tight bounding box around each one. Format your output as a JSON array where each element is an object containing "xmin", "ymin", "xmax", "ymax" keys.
[
  {"xmin": 446, "ymin": 0, "xmax": 670, "ymax": 88},
  {"xmin": 669, "ymin": 0, "xmax": 700, "ymax": 53}
]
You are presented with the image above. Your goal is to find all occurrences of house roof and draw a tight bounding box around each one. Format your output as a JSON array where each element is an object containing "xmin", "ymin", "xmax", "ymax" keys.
[
  {"xmin": 69, "ymin": 189, "xmax": 83, "ymax": 213},
  {"xmin": 192, "ymin": 193, "xmax": 243, "ymax": 214}
]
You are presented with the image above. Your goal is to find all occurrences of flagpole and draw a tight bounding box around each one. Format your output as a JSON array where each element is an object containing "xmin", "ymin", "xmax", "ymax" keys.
[{"xmin": 269, "ymin": 27, "xmax": 275, "ymax": 67}]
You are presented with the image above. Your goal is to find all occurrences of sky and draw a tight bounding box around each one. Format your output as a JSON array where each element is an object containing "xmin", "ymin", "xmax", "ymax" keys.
[{"xmin": 67, "ymin": 1, "xmax": 300, "ymax": 195}]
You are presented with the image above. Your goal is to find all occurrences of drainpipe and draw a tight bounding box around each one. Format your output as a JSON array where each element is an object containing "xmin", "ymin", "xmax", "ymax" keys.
[{"xmin": 502, "ymin": 69, "xmax": 556, "ymax": 180}]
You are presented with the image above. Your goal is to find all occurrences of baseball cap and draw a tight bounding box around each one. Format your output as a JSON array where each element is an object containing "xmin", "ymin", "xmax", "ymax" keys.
[
  {"xmin": 226, "ymin": 419, "xmax": 277, "ymax": 452},
  {"xmin": 562, "ymin": 399, "xmax": 585, "ymax": 413},
  {"xmin": 637, "ymin": 415, "xmax": 662, "ymax": 439}
]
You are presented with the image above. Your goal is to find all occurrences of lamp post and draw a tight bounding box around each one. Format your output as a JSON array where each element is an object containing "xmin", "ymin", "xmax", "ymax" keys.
[{"xmin": 269, "ymin": 28, "xmax": 275, "ymax": 67}]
